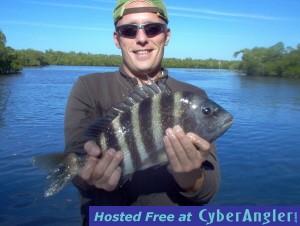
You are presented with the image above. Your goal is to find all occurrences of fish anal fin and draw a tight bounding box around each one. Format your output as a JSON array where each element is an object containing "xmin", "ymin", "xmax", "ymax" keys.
[{"xmin": 139, "ymin": 151, "xmax": 169, "ymax": 171}]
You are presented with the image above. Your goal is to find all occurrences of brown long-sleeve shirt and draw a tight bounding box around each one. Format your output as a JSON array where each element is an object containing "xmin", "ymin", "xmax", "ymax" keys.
[{"xmin": 64, "ymin": 68, "xmax": 220, "ymax": 207}]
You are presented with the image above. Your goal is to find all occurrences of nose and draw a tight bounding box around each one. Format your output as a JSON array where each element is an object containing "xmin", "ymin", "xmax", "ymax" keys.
[{"xmin": 135, "ymin": 28, "xmax": 148, "ymax": 44}]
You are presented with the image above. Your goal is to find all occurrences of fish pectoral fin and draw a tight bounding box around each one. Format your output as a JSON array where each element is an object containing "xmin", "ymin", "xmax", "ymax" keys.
[{"xmin": 84, "ymin": 118, "xmax": 111, "ymax": 138}]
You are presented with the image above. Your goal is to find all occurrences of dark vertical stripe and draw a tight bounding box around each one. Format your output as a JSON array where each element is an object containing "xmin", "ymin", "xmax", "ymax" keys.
[
  {"xmin": 160, "ymin": 93, "xmax": 174, "ymax": 132},
  {"xmin": 104, "ymin": 124, "xmax": 120, "ymax": 151},
  {"xmin": 138, "ymin": 98, "xmax": 157, "ymax": 159},
  {"xmin": 119, "ymin": 110, "xmax": 142, "ymax": 170}
]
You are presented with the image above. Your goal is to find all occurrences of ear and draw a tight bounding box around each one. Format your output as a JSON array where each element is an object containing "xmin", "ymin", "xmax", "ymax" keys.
[
  {"xmin": 113, "ymin": 32, "xmax": 121, "ymax": 48},
  {"xmin": 164, "ymin": 28, "xmax": 171, "ymax": 46}
]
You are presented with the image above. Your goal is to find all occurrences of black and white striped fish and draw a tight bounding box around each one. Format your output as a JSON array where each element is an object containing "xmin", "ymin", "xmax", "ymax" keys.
[{"xmin": 32, "ymin": 80, "xmax": 233, "ymax": 197}]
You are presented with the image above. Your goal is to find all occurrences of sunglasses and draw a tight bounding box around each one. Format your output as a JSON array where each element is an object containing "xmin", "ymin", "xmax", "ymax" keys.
[{"xmin": 115, "ymin": 23, "xmax": 167, "ymax": 39}]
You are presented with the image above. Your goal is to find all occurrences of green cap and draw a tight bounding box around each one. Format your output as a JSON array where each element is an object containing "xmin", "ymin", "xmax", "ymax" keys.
[{"xmin": 113, "ymin": 0, "xmax": 168, "ymax": 24}]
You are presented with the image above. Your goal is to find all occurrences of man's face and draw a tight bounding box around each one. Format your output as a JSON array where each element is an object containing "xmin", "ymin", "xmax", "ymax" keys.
[{"xmin": 114, "ymin": 2, "xmax": 170, "ymax": 78}]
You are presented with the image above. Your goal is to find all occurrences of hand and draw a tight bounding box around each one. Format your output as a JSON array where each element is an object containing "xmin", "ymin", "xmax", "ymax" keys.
[
  {"xmin": 163, "ymin": 125, "xmax": 211, "ymax": 194},
  {"xmin": 78, "ymin": 141, "xmax": 124, "ymax": 191}
]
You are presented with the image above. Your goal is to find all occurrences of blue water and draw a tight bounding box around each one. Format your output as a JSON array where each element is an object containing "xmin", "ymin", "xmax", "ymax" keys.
[{"xmin": 1, "ymin": 66, "xmax": 300, "ymax": 225}]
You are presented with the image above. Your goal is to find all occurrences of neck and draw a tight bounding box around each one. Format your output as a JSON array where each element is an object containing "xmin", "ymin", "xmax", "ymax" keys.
[{"xmin": 120, "ymin": 65, "xmax": 163, "ymax": 85}]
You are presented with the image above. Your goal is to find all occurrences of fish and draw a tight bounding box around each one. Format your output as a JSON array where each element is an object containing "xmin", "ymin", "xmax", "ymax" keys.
[{"xmin": 32, "ymin": 79, "xmax": 233, "ymax": 197}]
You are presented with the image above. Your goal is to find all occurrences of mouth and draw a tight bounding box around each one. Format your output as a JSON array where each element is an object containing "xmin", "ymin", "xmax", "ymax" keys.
[{"xmin": 133, "ymin": 49, "xmax": 152, "ymax": 56}]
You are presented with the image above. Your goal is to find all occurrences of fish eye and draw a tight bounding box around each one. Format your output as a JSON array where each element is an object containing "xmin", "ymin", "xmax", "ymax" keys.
[{"xmin": 202, "ymin": 107, "xmax": 212, "ymax": 115}]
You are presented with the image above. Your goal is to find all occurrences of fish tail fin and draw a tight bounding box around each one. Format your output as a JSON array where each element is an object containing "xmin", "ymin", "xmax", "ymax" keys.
[{"xmin": 31, "ymin": 153, "xmax": 80, "ymax": 197}]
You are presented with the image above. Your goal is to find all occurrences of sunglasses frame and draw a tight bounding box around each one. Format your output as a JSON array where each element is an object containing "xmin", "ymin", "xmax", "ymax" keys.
[{"xmin": 115, "ymin": 22, "xmax": 167, "ymax": 39}]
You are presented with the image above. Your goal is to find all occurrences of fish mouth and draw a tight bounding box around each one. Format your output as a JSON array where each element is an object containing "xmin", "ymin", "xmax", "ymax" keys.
[
  {"xmin": 222, "ymin": 117, "xmax": 233, "ymax": 129},
  {"xmin": 211, "ymin": 115, "xmax": 233, "ymax": 141},
  {"xmin": 221, "ymin": 112, "xmax": 234, "ymax": 132}
]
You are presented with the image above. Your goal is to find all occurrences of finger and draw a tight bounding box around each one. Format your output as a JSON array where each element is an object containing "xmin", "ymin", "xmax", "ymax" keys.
[
  {"xmin": 166, "ymin": 127, "xmax": 188, "ymax": 163},
  {"xmin": 92, "ymin": 149, "xmax": 117, "ymax": 181},
  {"xmin": 163, "ymin": 133, "xmax": 182, "ymax": 171},
  {"xmin": 94, "ymin": 166, "xmax": 122, "ymax": 191},
  {"xmin": 78, "ymin": 156, "xmax": 97, "ymax": 181},
  {"xmin": 186, "ymin": 133, "xmax": 211, "ymax": 154},
  {"xmin": 101, "ymin": 150, "xmax": 124, "ymax": 183},
  {"xmin": 84, "ymin": 140, "xmax": 101, "ymax": 157},
  {"xmin": 105, "ymin": 166, "xmax": 123, "ymax": 191},
  {"xmin": 173, "ymin": 126, "xmax": 199, "ymax": 163},
  {"xmin": 93, "ymin": 151, "xmax": 123, "ymax": 190}
]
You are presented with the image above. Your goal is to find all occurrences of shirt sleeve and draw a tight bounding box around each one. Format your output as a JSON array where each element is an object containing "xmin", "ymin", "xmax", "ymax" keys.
[
  {"xmin": 64, "ymin": 76, "xmax": 100, "ymax": 190},
  {"xmin": 64, "ymin": 76, "xmax": 97, "ymax": 154},
  {"xmin": 179, "ymin": 142, "xmax": 220, "ymax": 204}
]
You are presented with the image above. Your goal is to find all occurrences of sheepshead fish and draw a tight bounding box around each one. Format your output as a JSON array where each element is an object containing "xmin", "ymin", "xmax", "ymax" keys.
[{"xmin": 32, "ymin": 80, "xmax": 233, "ymax": 197}]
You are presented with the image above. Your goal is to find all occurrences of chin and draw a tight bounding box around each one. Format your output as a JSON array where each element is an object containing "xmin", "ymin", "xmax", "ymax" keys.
[{"xmin": 134, "ymin": 65, "xmax": 153, "ymax": 73}]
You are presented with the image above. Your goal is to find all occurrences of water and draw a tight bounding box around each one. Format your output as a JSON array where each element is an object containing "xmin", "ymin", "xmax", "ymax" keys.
[{"xmin": 1, "ymin": 66, "xmax": 300, "ymax": 225}]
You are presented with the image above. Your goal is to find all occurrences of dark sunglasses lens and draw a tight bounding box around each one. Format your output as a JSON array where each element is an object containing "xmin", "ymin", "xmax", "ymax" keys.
[
  {"xmin": 119, "ymin": 25, "xmax": 138, "ymax": 38},
  {"xmin": 117, "ymin": 23, "xmax": 165, "ymax": 38},
  {"xmin": 144, "ymin": 24, "xmax": 164, "ymax": 37}
]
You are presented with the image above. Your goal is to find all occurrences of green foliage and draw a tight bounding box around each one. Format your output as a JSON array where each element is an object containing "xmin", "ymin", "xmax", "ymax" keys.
[
  {"xmin": 43, "ymin": 50, "xmax": 122, "ymax": 66},
  {"xmin": 234, "ymin": 42, "xmax": 300, "ymax": 79},
  {"xmin": 162, "ymin": 58, "xmax": 234, "ymax": 69},
  {"xmin": 17, "ymin": 49, "xmax": 236, "ymax": 69},
  {"xmin": 0, "ymin": 30, "xmax": 23, "ymax": 74},
  {"xmin": 17, "ymin": 49, "xmax": 48, "ymax": 67}
]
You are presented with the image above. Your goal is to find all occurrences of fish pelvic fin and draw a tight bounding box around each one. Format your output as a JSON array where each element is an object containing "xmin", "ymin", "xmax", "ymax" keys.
[
  {"xmin": 118, "ymin": 173, "xmax": 133, "ymax": 188},
  {"xmin": 32, "ymin": 153, "xmax": 81, "ymax": 197}
]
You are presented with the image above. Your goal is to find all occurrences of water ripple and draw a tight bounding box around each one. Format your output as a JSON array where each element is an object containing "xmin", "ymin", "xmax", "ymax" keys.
[{"xmin": 1, "ymin": 67, "xmax": 300, "ymax": 225}]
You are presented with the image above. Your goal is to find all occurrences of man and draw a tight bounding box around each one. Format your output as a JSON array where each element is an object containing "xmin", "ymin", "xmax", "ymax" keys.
[{"xmin": 64, "ymin": 0, "xmax": 220, "ymax": 225}]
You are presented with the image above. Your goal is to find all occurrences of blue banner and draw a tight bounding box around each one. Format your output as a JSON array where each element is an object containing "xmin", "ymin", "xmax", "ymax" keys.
[{"xmin": 89, "ymin": 206, "xmax": 299, "ymax": 226}]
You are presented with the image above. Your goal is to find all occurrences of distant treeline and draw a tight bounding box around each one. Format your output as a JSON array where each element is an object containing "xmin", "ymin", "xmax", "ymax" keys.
[
  {"xmin": 1, "ymin": 30, "xmax": 300, "ymax": 78},
  {"xmin": 14, "ymin": 49, "xmax": 236, "ymax": 70},
  {"xmin": 234, "ymin": 42, "xmax": 300, "ymax": 79}
]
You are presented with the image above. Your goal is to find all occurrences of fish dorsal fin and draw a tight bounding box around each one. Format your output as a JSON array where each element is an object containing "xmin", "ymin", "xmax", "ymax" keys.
[
  {"xmin": 85, "ymin": 79, "xmax": 170, "ymax": 138},
  {"xmin": 157, "ymin": 80, "xmax": 171, "ymax": 94}
]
